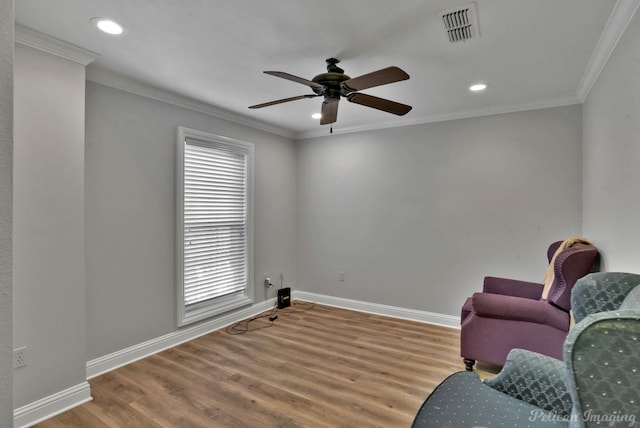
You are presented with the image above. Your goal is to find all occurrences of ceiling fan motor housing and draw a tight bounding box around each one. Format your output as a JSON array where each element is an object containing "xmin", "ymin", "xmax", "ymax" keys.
[{"xmin": 311, "ymin": 72, "xmax": 351, "ymax": 100}]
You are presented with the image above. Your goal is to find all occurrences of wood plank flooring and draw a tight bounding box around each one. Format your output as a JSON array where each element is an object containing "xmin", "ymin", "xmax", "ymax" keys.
[{"xmin": 35, "ymin": 301, "xmax": 463, "ymax": 428}]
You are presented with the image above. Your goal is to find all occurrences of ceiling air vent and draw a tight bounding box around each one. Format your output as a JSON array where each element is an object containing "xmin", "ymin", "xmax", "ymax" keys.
[{"xmin": 439, "ymin": 2, "xmax": 480, "ymax": 43}]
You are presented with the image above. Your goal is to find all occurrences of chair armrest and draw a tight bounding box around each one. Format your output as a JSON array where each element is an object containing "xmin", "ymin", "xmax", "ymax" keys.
[
  {"xmin": 564, "ymin": 310, "xmax": 640, "ymax": 424},
  {"xmin": 483, "ymin": 276, "xmax": 544, "ymax": 299},
  {"xmin": 484, "ymin": 348, "xmax": 572, "ymax": 417},
  {"xmin": 471, "ymin": 292, "xmax": 569, "ymax": 331},
  {"xmin": 571, "ymin": 272, "xmax": 640, "ymax": 323}
]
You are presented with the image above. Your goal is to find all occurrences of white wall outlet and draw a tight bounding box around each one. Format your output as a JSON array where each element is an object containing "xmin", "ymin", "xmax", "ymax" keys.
[
  {"xmin": 263, "ymin": 273, "xmax": 272, "ymax": 287},
  {"xmin": 14, "ymin": 347, "xmax": 27, "ymax": 369},
  {"xmin": 338, "ymin": 270, "xmax": 345, "ymax": 282}
]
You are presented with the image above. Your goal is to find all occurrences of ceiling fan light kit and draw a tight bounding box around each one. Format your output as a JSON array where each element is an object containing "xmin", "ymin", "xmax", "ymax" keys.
[{"xmin": 249, "ymin": 58, "xmax": 412, "ymax": 129}]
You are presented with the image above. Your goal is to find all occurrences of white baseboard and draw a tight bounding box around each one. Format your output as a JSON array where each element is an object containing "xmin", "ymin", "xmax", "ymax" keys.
[
  {"xmin": 14, "ymin": 382, "xmax": 92, "ymax": 428},
  {"xmin": 293, "ymin": 290, "xmax": 460, "ymax": 329},
  {"xmin": 86, "ymin": 298, "xmax": 277, "ymax": 379},
  {"xmin": 86, "ymin": 292, "xmax": 457, "ymax": 381},
  {"xmin": 21, "ymin": 294, "xmax": 454, "ymax": 427}
]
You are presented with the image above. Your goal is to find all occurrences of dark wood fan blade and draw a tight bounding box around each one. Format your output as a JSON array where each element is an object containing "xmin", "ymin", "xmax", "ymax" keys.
[
  {"xmin": 249, "ymin": 94, "xmax": 320, "ymax": 109},
  {"xmin": 264, "ymin": 71, "xmax": 326, "ymax": 92},
  {"xmin": 320, "ymin": 99, "xmax": 339, "ymax": 125},
  {"xmin": 347, "ymin": 93, "xmax": 412, "ymax": 116},
  {"xmin": 342, "ymin": 66, "xmax": 409, "ymax": 92}
]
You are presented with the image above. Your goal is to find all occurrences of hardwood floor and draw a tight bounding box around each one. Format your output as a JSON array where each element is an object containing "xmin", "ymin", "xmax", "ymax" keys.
[{"xmin": 35, "ymin": 301, "xmax": 463, "ymax": 428}]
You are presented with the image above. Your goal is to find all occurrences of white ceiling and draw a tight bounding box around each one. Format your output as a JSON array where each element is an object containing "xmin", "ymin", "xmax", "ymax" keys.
[{"xmin": 15, "ymin": 0, "xmax": 623, "ymax": 139}]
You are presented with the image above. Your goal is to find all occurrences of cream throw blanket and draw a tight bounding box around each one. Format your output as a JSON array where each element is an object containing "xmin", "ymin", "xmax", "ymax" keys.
[{"xmin": 541, "ymin": 237, "xmax": 592, "ymax": 299}]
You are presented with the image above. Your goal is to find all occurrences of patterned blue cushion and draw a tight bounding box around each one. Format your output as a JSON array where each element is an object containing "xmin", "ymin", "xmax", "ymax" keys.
[
  {"xmin": 571, "ymin": 273, "xmax": 640, "ymax": 324},
  {"xmin": 412, "ymin": 371, "xmax": 567, "ymax": 427},
  {"xmin": 484, "ymin": 349, "xmax": 572, "ymax": 417},
  {"xmin": 564, "ymin": 311, "xmax": 640, "ymax": 428}
]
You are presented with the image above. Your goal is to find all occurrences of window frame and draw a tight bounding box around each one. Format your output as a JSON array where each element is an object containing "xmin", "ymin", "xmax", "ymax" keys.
[{"xmin": 176, "ymin": 126, "xmax": 254, "ymax": 327}]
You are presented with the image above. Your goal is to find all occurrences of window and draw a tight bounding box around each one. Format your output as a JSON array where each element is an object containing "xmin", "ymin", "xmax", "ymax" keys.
[{"xmin": 176, "ymin": 127, "xmax": 254, "ymax": 326}]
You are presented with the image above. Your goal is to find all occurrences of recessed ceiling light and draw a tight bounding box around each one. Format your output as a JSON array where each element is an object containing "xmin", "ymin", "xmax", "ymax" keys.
[
  {"xmin": 469, "ymin": 83, "xmax": 487, "ymax": 92},
  {"xmin": 91, "ymin": 17, "xmax": 124, "ymax": 35},
  {"xmin": 311, "ymin": 113, "xmax": 322, "ymax": 119}
]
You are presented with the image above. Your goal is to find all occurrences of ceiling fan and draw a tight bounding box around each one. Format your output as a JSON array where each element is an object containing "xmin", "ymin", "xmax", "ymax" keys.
[{"xmin": 249, "ymin": 58, "xmax": 412, "ymax": 126}]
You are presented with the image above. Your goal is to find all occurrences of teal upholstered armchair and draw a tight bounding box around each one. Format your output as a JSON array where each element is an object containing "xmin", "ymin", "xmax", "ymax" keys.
[{"xmin": 412, "ymin": 272, "xmax": 640, "ymax": 428}]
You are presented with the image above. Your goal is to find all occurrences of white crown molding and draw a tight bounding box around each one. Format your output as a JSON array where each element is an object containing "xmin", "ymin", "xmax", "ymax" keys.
[
  {"xmin": 87, "ymin": 63, "xmax": 583, "ymax": 142},
  {"xmin": 577, "ymin": 0, "xmax": 640, "ymax": 102},
  {"xmin": 13, "ymin": 382, "xmax": 92, "ymax": 428},
  {"xmin": 14, "ymin": 24, "xmax": 99, "ymax": 66},
  {"xmin": 86, "ymin": 66, "xmax": 294, "ymax": 139},
  {"xmin": 86, "ymin": 298, "xmax": 277, "ymax": 379},
  {"xmin": 294, "ymin": 95, "xmax": 581, "ymax": 140},
  {"xmin": 293, "ymin": 290, "xmax": 460, "ymax": 329}
]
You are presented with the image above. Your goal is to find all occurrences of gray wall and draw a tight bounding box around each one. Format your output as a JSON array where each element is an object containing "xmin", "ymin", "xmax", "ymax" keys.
[
  {"xmin": 0, "ymin": 0, "xmax": 14, "ymax": 425},
  {"xmin": 296, "ymin": 105, "xmax": 584, "ymax": 317},
  {"xmin": 13, "ymin": 44, "xmax": 88, "ymax": 407},
  {"xmin": 85, "ymin": 82, "xmax": 297, "ymax": 360},
  {"xmin": 583, "ymin": 9, "xmax": 640, "ymax": 271}
]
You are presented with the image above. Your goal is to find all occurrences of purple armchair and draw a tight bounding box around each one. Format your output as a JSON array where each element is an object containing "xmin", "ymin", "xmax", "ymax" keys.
[{"xmin": 460, "ymin": 240, "xmax": 598, "ymax": 371}]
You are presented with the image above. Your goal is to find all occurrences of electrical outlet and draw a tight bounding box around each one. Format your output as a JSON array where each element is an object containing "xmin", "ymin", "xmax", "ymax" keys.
[
  {"xmin": 14, "ymin": 347, "xmax": 27, "ymax": 369},
  {"xmin": 338, "ymin": 270, "xmax": 345, "ymax": 282},
  {"xmin": 263, "ymin": 273, "xmax": 272, "ymax": 287}
]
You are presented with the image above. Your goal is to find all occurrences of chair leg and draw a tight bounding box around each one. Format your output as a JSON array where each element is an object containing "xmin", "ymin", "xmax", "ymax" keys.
[{"xmin": 463, "ymin": 358, "xmax": 476, "ymax": 371}]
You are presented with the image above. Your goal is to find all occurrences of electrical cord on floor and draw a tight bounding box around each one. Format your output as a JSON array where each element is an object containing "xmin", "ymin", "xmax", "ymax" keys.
[
  {"xmin": 225, "ymin": 305, "xmax": 278, "ymax": 335},
  {"xmin": 224, "ymin": 300, "xmax": 315, "ymax": 335},
  {"xmin": 277, "ymin": 300, "xmax": 315, "ymax": 316}
]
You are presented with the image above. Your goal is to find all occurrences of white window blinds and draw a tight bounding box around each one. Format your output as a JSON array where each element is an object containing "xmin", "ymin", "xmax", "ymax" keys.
[
  {"xmin": 183, "ymin": 139, "xmax": 248, "ymax": 305},
  {"xmin": 177, "ymin": 128, "xmax": 254, "ymax": 326}
]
